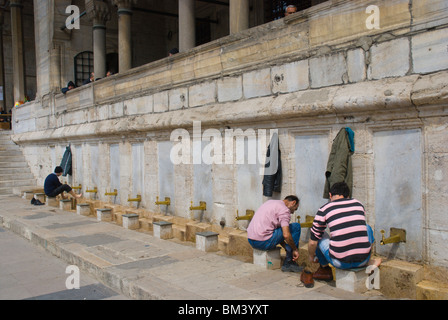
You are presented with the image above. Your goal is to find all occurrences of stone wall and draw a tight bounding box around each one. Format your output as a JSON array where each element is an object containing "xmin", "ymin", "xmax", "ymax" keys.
[{"xmin": 11, "ymin": 0, "xmax": 448, "ymax": 267}]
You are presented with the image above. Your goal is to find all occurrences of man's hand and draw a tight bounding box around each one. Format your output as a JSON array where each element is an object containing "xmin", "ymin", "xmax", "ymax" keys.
[{"xmin": 292, "ymin": 249, "xmax": 299, "ymax": 262}]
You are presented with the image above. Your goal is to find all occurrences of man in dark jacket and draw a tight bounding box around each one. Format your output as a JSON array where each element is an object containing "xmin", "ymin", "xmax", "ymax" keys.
[{"xmin": 44, "ymin": 166, "xmax": 82, "ymax": 199}]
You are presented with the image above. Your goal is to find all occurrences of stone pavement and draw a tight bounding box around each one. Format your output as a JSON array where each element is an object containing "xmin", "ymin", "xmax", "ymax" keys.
[
  {"xmin": 0, "ymin": 225, "xmax": 128, "ymax": 300},
  {"xmin": 0, "ymin": 194, "xmax": 385, "ymax": 301}
]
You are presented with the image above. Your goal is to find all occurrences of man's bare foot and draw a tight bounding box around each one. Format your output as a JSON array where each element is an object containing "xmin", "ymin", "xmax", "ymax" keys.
[{"xmin": 368, "ymin": 257, "xmax": 382, "ymax": 268}]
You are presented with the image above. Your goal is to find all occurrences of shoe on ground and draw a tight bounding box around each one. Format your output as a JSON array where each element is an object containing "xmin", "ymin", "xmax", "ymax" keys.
[
  {"xmin": 300, "ymin": 270, "xmax": 314, "ymax": 288},
  {"xmin": 313, "ymin": 266, "xmax": 333, "ymax": 281},
  {"xmin": 281, "ymin": 260, "xmax": 303, "ymax": 273}
]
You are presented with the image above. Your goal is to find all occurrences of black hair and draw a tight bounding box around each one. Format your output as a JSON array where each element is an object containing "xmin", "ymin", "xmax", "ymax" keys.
[
  {"xmin": 54, "ymin": 166, "xmax": 63, "ymax": 173},
  {"xmin": 329, "ymin": 182, "xmax": 350, "ymax": 198},
  {"xmin": 284, "ymin": 195, "xmax": 299, "ymax": 205}
]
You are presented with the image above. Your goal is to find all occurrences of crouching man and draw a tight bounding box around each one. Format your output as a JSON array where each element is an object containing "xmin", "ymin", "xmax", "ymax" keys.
[
  {"xmin": 247, "ymin": 195, "xmax": 301, "ymax": 272},
  {"xmin": 301, "ymin": 182, "xmax": 380, "ymax": 287},
  {"xmin": 44, "ymin": 166, "xmax": 82, "ymax": 199}
]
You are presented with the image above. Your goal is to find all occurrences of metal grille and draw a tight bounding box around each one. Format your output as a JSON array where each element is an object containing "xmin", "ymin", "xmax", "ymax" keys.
[{"xmin": 74, "ymin": 51, "xmax": 94, "ymax": 87}]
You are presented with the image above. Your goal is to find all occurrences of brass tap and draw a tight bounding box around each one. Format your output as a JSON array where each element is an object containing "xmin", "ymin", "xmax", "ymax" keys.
[
  {"xmin": 105, "ymin": 189, "xmax": 118, "ymax": 196},
  {"xmin": 85, "ymin": 187, "xmax": 97, "ymax": 193},
  {"xmin": 298, "ymin": 215, "xmax": 314, "ymax": 228},
  {"xmin": 155, "ymin": 196, "xmax": 171, "ymax": 206},
  {"xmin": 380, "ymin": 228, "xmax": 406, "ymax": 245},
  {"xmin": 71, "ymin": 184, "xmax": 82, "ymax": 190},
  {"xmin": 235, "ymin": 209, "xmax": 255, "ymax": 221},
  {"xmin": 127, "ymin": 194, "xmax": 141, "ymax": 202},
  {"xmin": 190, "ymin": 201, "xmax": 206, "ymax": 211}
]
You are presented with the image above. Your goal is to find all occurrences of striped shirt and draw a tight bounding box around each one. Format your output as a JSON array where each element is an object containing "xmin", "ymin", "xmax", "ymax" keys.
[{"xmin": 310, "ymin": 198, "xmax": 371, "ymax": 263}]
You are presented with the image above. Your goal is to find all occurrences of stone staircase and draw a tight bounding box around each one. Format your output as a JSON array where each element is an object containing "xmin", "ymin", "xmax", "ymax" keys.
[{"xmin": 0, "ymin": 131, "xmax": 36, "ymax": 195}]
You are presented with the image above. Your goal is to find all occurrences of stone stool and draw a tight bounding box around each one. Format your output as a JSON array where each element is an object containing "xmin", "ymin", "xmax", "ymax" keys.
[
  {"xmin": 77, "ymin": 203, "xmax": 90, "ymax": 216},
  {"xmin": 60, "ymin": 199, "xmax": 72, "ymax": 210},
  {"xmin": 196, "ymin": 231, "xmax": 219, "ymax": 252},
  {"xmin": 34, "ymin": 193, "xmax": 46, "ymax": 203},
  {"xmin": 46, "ymin": 197, "xmax": 59, "ymax": 207},
  {"xmin": 335, "ymin": 267, "xmax": 369, "ymax": 293},
  {"xmin": 122, "ymin": 213, "xmax": 140, "ymax": 230},
  {"xmin": 153, "ymin": 221, "xmax": 173, "ymax": 239},
  {"xmin": 23, "ymin": 190, "xmax": 35, "ymax": 200},
  {"xmin": 97, "ymin": 208, "xmax": 112, "ymax": 222},
  {"xmin": 253, "ymin": 247, "xmax": 281, "ymax": 270}
]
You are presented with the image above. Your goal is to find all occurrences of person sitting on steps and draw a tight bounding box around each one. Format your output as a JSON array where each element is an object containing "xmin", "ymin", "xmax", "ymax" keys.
[
  {"xmin": 44, "ymin": 166, "xmax": 82, "ymax": 200},
  {"xmin": 301, "ymin": 181, "xmax": 381, "ymax": 288},
  {"xmin": 247, "ymin": 195, "xmax": 301, "ymax": 272}
]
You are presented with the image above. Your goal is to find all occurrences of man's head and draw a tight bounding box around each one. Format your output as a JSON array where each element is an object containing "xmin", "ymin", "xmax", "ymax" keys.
[
  {"xmin": 283, "ymin": 195, "xmax": 300, "ymax": 213},
  {"xmin": 329, "ymin": 182, "xmax": 350, "ymax": 200},
  {"xmin": 54, "ymin": 166, "xmax": 63, "ymax": 176},
  {"xmin": 284, "ymin": 5, "xmax": 297, "ymax": 16}
]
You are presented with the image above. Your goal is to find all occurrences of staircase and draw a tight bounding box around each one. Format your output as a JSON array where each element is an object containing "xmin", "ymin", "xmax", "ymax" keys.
[{"xmin": 0, "ymin": 131, "xmax": 36, "ymax": 195}]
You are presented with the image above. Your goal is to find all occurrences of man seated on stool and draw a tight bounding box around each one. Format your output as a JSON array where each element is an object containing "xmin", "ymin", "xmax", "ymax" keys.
[
  {"xmin": 247, "ymin": 195, "xmax": 301, "ymax": 272},
  {"xmin": 301, "ymin": 182, "xmax": 380, "ymax": 287},
  {"xmin": 44, "ymin": 166, "xmax": 82, "ymax": 199}
]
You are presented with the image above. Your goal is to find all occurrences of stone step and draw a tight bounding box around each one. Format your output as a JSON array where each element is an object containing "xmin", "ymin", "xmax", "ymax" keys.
[
  {"xmin": 0, "ymin": 172, "xmax": 35, "ymax": 180},
  {"xmin": 0, "ymin": 167, "xmax": 32, "ymax": 174},
  {"xmin": 0, "ymin": 178, "xmax": 37, "ymax": 188},
  {"xmin": 416, "ymin": 280, "xmax": 448, "ymax": 300},
  {"xmin": 0, "ymin": 161, "xmax": 29, "ymax": 168},
  {"xmin": 0, "ymin": 148, "xmax": 22, "ymax": 154},
  {"xmin": 0, "ymin": 155, "xmax": 28, "ymax": 162}
]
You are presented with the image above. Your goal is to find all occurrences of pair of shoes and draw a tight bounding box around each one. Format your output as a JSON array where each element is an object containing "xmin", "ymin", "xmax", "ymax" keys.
[
  {"xmin": 313, "ymin": 266, "xmax": 333, "ymax": 281},
  {"xmin": 300, "ymin": 270, "xmax": 314, "ymax": 288},
  {"xmin": 281, "ymin": 260, "xmax": 303, "ymax": 273},
  {"xmin": 30, "ymin": 198, "xmax": 44, "ymax": 206}
]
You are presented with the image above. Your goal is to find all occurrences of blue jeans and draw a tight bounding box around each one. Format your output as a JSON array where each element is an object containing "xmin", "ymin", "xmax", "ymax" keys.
[
  {"xmin": 315, "ymin": 224, "xmax": 374, "ymax": 269},
  {"xmin": 248, "ymin": 223, "xmax": 301, "ymax": 262}
]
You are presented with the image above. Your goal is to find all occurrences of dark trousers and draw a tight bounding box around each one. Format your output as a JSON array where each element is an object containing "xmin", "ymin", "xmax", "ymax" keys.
[{"xmin": 47, "ymin": 184, "xmax": 72, "ymax": 197}]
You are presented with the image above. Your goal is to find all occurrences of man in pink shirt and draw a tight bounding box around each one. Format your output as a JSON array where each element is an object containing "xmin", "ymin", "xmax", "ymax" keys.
[{"xmin": 247, "ymin": 195, "xmax": 301, "ymax": 272}]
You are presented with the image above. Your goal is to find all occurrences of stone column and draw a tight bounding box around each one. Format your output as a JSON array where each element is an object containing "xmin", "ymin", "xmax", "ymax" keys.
[
  {"xmin": 112, "ymin": 0, "xmax": 137, "ymax": 73},
  {"xmin": 179, "ymin": 0, "xmax": 195, "ymax": 52},
  {"xmin": 10, "ymin": 0, "xmax": 25, "ymax": 103},
  {"xmin": 229, "ymin": 0, "xmax": 249, "ymax": 34},
  {"xmin": 0, "ymin": 9, "xmax": 6, "ymax": 111},
  {"xmin": 86, "ymin": 0, "xmax": 111, "ymax": 79}
]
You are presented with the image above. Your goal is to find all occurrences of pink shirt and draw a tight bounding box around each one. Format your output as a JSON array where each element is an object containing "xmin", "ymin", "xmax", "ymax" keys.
[{"xmin": 247, "ymin": 200, "xmax": 291, "ymax": 241}]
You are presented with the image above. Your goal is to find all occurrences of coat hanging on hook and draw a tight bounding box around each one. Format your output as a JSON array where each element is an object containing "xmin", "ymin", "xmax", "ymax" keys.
[{"xmin": 60, "ymin": 145, "xmax": 72, "ymax": 176}]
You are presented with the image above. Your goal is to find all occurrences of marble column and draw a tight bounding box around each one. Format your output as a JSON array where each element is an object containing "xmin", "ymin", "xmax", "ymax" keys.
[
  {"xmin": 10, "ymin": 0, "xmax": 25, "ymax": 103},
  {"xmin": 229, "ymin": 0, "xmax": 249, "ymax": 34},
  {"xmin": 112, "ymin": 0, "xmax": 137, "ymax": 73},
  {"xmin": 0, "ymin": 9, "xmax": 6, "ymax": 111},
  {"xmin": 179, "ymin": 0, "xmax": 195, "ymax": 52},
  {"xmin": 86, "ymin": 0, "xmax": 111, "ymax": 79}
]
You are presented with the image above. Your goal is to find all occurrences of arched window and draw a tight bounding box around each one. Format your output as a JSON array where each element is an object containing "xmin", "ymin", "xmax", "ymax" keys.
[{"xmin": 74, "ymin": 51, "xmax": 93, "ymax": 87}]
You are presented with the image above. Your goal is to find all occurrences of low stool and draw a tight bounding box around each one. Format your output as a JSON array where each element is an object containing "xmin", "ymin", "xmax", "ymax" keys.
[
  {"xmin": 122, "ymin": 213, "xmax": 140, "ymax": 230},
  {"xmin": 97, "ymin": 208, "xmax": 112, "ymax": 222},
  {"xmin": 77, "ymin": 203, "xmax": 90, "ymax": 216},
  {"xmin": 253, "ymin": 247, "xmax": 281, "ymax": 270},
  {"xmin": 335, "ymin": 267, "xmax": 370, "ymax": 293},
  {"xmin": 153, "ymin": 221, "xmax": 173, "ymax": 239},
  {"xmin": 196, "ymin": 231, "xmax": 219, "ymax": 252}
]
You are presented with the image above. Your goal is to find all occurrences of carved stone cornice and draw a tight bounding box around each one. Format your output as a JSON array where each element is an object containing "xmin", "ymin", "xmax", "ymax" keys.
[{"xmin": 85, "ymin": 0, "xmax": 111, "ymax": 27}]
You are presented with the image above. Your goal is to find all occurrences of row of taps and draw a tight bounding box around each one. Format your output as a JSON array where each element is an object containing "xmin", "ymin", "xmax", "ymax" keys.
[{"xmin": 74, "ymin": 184, "xmax": 407, "ymax": 245}]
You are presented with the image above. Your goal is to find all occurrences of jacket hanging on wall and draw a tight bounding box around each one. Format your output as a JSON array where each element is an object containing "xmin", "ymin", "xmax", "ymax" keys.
[
  {"xmin": 262, "ymin": 132, "xmax": 282, "ymax": 197},
  {"xmin": 323, "ymin": 127, "xmax": 354, "ymax": 199},
  {"xmin": 60, "ymin": 145, "xmax": 72, "ymax": 176}
]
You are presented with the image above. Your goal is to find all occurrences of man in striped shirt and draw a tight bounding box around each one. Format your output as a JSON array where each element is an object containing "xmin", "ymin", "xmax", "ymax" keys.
[{"xmin": 307, "ymin": 182, "xmax": 375, "ymax": 281}]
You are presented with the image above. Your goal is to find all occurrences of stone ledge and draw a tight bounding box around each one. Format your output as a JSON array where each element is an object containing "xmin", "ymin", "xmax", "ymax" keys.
[{"xmin": 11, "ymin": 71, "xmax": 447, "ymax": 144}]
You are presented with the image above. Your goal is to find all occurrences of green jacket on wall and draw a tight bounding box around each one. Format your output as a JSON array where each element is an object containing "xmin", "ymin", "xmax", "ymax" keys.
[{"xmin": 323, "ymin": 128, "xmax": 354, "ymax": 199}]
